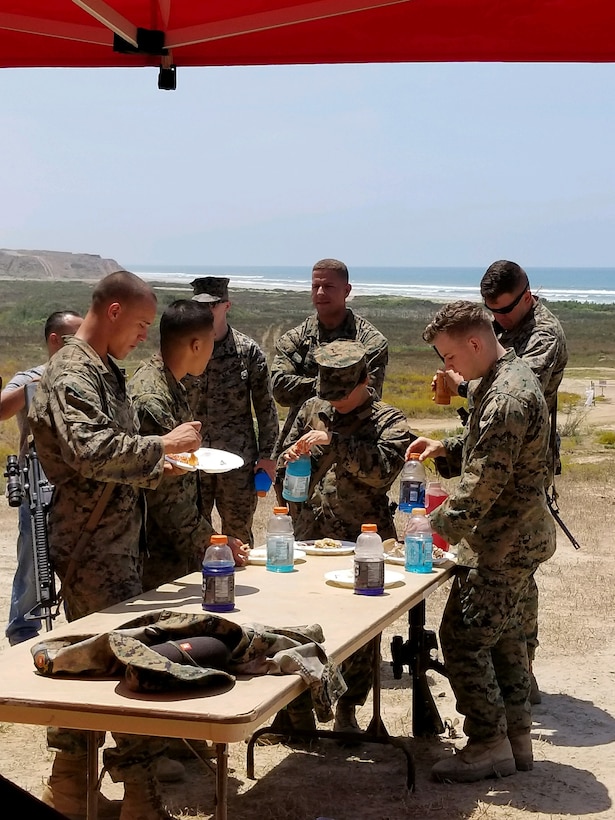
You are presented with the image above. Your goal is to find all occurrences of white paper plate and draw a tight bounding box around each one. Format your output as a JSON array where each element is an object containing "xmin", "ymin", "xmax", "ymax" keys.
[
  {"xmin": 167, "ymin": 448, "xmax": 244, "ymax": 474},
  {"xmin": 297, "ymin": 540, "xmax": 356, "ymax": 556},
  {"xmin": 248, "ymin": 547, "xmax": 306, "ymax": 565},
  {"xmin": 384, "ymin": 551, "xmax": 456, "ymax": 567},
  {"xmin": 324, "ymin": 569, "xmax": 405, "ymax": 589}
]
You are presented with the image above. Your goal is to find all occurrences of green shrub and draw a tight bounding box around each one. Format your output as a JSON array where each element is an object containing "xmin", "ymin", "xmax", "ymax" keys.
[{"xmin": 596, "ymin": 430, "xmax": 615, "ymax": 448}]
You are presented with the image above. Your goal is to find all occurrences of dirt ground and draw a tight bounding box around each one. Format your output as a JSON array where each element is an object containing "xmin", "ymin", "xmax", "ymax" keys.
[{"xmin": 1, "ymin": 377, "xmax": 614, "ymax": 820}]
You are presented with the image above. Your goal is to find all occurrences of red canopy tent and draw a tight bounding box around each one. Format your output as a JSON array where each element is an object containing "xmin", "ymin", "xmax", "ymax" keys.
[{"xmin": 2, "ymin": 0, "xmax": 615, "ymax": 89}]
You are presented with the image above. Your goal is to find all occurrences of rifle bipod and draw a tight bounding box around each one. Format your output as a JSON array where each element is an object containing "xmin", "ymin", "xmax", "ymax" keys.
[{"xmin": 390, "ymin": 599, "xmax": 448, "ymax": 737}]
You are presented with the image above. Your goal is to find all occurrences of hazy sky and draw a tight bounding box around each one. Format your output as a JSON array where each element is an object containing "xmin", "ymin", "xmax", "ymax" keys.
[{"xmin": 1, "ymin": 62, "xmax": 614, "ymax": 268}]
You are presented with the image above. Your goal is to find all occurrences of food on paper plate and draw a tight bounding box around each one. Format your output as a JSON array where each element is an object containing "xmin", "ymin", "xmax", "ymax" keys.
[
  {"xmin": 314, "ymin": 537, "xmax": 343, "ymax": 550},
  {"xmin": 433, "ymin": 546, "xmax": 447, "ymax": 561},
  {"xmin": 168, "ymin": 452, "xmax": 198, "ymax": 468},
  {"xmin": 382, "ymin": 538, "xmax": 404, "ymax": 558}
]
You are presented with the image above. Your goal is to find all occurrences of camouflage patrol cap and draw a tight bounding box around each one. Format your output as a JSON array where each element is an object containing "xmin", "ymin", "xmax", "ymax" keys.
[
  {"xmin": 314, "ymin": 340, "xmax": 368, "ymax": 401},
  {"xmin": 191, "ymin": 276, "xmax": 230, "ymax": 303}
]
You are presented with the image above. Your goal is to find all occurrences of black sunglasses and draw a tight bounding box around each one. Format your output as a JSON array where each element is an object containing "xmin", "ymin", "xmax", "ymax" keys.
[{"xmin": 484, "ymin": 283, "xmax": 529, "ymax": 315}]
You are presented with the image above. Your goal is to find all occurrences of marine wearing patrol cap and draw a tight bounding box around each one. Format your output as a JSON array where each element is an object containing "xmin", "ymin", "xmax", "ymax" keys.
[
  {"xmin": 314, "ymin": 339, "xmax": 368, "ymax": 401},
  {"xmin": 191, "ymin": 276, "xmax": 230, "ymax": 303}
]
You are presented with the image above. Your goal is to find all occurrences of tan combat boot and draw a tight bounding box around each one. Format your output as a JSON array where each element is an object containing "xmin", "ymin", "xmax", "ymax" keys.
[
  {"xmin": 120, "ymin": 777, "xmax": 177, "ymax": 820},
  {"xmin": 333, "ymin": 702, "xmax": 363, "ymax": 747},
  {"xmin": 41, "ymin": 752, "xmax": 122, "ymax": 820},
  {"xmin": 431, "ymin": 736, "xmax": 517, "ymax": 783},
  {"xmin": 509, "ymin": 732, "xmax": 534, "ymax": 771},
  {"xmin": 529, "ymin": 663, "xmax": 542, "ymax": 705}
]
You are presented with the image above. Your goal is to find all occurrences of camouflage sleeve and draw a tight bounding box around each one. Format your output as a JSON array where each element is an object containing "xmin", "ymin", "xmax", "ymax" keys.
[
  {"xmin": 50, "ymin": 374, "xmax": 165, "ymax": 487},
  {"xmin": 515, "ymin": 329, "xmax": 566, "ymax": 394},
  {"xmin": 364, "ymin": 337, "xmax": 389, "ymax": 398},
  {"xmin": 430, "ymin": 394, "xmax": 527, "ymax": 545},
  {"xmin": 277, "ymin": 399, "xmax": 313, "ymax": 458},
  {"xmin": 247, "ymin": 343, "xmax": 279, "ymax": 458},
  {"xmin": 146, "ymin": 474, "xmax": 214, "ymax": 552},
  {"xmin": 271, "ymin": 324, "xmax": 317, "ymax": 408},
  {"xmin": 333, "ymin": 409, "xmax": 411, "ymax": 489},
  {"xmin": 131, "ymin": 392, "xmax": 176, "ymax": 436}
]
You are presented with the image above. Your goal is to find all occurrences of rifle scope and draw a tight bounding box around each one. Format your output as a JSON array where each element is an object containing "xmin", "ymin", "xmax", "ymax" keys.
[{"xmin": 4, "ymin": 455, "xmax": 23, "ymax": 508}]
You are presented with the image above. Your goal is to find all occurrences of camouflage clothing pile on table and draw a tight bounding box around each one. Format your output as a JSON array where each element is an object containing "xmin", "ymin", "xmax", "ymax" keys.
[
  {"xmin": 431, "ymin": 350, "xmax": 556, "ymax": 744},
  {"xmin": 129, "ymin": 353, "xmax": 214, "ymax": 591},
  {"xmin": 31, "ymin": 609, "xmax": 346, "ymax": 721}
]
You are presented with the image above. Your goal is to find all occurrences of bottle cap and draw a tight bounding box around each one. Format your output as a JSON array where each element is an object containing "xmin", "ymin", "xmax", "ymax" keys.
[
  {"xmin": 411, "ymin": 508, "xmax": 427, "ymax": 516},
  {"xmin": 273, "ymin": 506, "xmax": 289, "ymax": 515},
  {"xmin": 409, "ymin": 453, "xmax": 420, "ymax": 461},
  {"xmin": 361, "ymin": 523, "xmax": 378, "ymax": 532},
  {"xmin": 210, "ymin": 534, "xmax": 228, "ymax": 543}
]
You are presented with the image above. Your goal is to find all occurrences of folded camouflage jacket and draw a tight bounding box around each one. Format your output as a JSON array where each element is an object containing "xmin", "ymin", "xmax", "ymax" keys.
[{"xmin": 31, "ymin": 609, "xmax": 346, "ymax": 721}]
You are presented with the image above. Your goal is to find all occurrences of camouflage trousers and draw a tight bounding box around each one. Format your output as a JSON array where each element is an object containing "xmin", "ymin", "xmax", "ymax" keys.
[
  {"xmin": 142, "ymin": 545, "xmax": 201, "ymax": 593},
  {"xmin": 520, "ymin": 572, "xmax": 539, "ymax": 662},
  {"xmin": 200, "ymin": 463, "xmax": 257, "ymax": 546},
  {"xmin": 48, "ymin": 551, "xmax": 166, "ymax": 780},
  {"xmin": 440, "ymin": 566, "xmax": 533, "ymax": 744}
]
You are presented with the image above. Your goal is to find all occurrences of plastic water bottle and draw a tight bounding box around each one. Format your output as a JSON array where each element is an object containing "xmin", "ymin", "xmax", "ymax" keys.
[
  {"xmin": 254, "ymin": 468, "xmax": 272, "ymax": 497},
  {"xmin": 202, "ymin": 535, "xmax": 235, "ymax": 612},
  {"xmin": 354, "ymin": 523, "xmax": 385, "ymax": 596},
  {"xmin": 404, "ymin": 508, "xmax": 433, "ymax": 574},
  {"xmin": 425, "ymin": 481, "xmax": 449, "ymax": 551},
  {"xmin": 282, "ymin": 453, "xmax": 311, "ymax": 503},
  {"xmin": 399, "ymin": 453, "xmax": 426, "ymax": 512},
  {"xmin": 266, "ymin": 506, "xmax": 295, "ymax": 573}
]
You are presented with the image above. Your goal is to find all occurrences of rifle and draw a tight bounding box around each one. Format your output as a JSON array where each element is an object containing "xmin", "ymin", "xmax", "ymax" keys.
[
  {"xmin": 5, "ymin": 444, "xmax": 58, "ymax": 631},
  {"xmin": 390, "ymin": 600, "xmax": 447, "ymax": 737}
]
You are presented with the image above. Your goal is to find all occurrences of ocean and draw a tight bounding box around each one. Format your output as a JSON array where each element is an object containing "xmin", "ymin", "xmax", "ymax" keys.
[{"xmin": 129, "ymin": 264, "xmax": 615, "ymax": 305}]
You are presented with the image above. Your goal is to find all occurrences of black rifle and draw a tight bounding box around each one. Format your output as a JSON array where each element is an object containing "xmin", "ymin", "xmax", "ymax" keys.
[
  {"xmin": 390, "ymin": 600, "xmax": 447, "ymax": 737},
  {"xmin": 5, "ymin": 444, "xmax": 57, "ymax": 632}
]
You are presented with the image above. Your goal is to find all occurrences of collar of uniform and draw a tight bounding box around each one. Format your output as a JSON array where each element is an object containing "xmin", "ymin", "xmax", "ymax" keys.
[
  {"xmin": 65, "ymin": 336, "xmax": 126, "ymax": 388},
  {"xmin": 472, "ymin": 348, "xmax": 517, "ymax": 403},
  {"xmin": 315, "ymin": 307, "xmax": 355, "ymax": 341},
  {"xmin": 317, "ymin": 387, "xmax": 376, "ymax": 426}
]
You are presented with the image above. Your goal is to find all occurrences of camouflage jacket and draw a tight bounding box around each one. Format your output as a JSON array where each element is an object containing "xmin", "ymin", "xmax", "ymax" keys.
[
  {"xmin": 31, "ymin": 609, "xmax": 346, "ymax": 721},
  {"xmin": 129, "ymin": 354, "xmax": 214, "ymax": 558},
  {"xmin": 28, "ymin": 337, "xmax": 166, "ymax": 563},
  {"xmin": 282, "ymin": 389, "xmax": 412, "ymax": 541},
  {"xmin": 431, "ymin": 350, "xmax": 555, "ymax": 571},
  {"xmin": 271, "ymin": 309, "xmax": 389, "ymax": 447},
  {"xmin": 497, "ymin": 299, "xmax": 568, "ymax": 415},
  {"xmin": 182, "ymin": 326, "xmax": 278, "ymax": 464}
]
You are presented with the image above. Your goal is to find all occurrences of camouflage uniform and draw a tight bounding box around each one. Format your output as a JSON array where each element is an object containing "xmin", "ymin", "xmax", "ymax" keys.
[
  {"xmin": 183, "ymin": 325, "xmax": 278, "ymax": 546},
  {"xmin": 28, "ymin": 336, "xmax": 168, "ymax": 779},
  {"xmin": 281, "ymin": 341, "xmax": 412, "ymax": 713},
  {"xmin": 497, "ymin": 299, "xmax": 568, "ymax": 663},
  {"xmin": 129, "ymin": 353, "xmax": 214, "ymax": 591},
  {"xmin": 271, "ymin": 308, "xmax": 389, "ymax": 456},
  {"xmin": 431, "ymin": 350, "xmax": 556, "ymax": 743}
]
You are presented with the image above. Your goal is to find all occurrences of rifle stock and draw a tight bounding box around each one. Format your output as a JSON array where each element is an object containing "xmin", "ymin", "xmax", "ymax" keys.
[{"xmin": 25, "ymin": 443, "xmax": 57, "ymax": 630}]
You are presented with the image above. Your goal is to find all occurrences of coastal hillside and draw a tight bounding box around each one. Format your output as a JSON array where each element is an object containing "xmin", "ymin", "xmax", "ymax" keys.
[{"xmin": 0, "ymin": 248, "xmax": 121, "ymax": 281}]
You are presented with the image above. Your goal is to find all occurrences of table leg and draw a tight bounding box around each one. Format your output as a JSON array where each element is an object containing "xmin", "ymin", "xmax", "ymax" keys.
[
  {"xmin": 86, "ymin": 731, "xmax": 98, "ymax": 820},
  {"xmin": 214, "ymin": 743, "xmax": 228, "ymax": 820}
]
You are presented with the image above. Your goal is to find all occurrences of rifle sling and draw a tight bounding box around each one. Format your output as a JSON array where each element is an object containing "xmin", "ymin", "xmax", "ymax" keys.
[{"xmin": 57, "ymin": 482, "xmax": 115, "ymax": 601}]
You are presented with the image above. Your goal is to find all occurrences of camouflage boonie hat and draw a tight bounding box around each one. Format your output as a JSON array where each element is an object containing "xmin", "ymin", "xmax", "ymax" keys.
[
  {"xmin": 314, "ymin": 340, "xmax": 368, "ymax": 401},
  {"xmin": 191, "ymin": 276, "xmax": 230, "ymax": 303}
]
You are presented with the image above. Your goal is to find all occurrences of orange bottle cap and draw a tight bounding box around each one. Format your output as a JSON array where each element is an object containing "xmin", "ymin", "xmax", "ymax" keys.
[
  {"xmin": 273, "ymin": 506, "xmax": 289, "ymax": 515},
  {"xmin": 409, "ymin": 453, "xmax": 420, "ymax": 461},
  {"xmin": 210, "ymin": 534, "xmax": 228, "ymax": 543},
  {"xmin": 361, "ymin": 523, "xmax": 378, "ymax": 532}
]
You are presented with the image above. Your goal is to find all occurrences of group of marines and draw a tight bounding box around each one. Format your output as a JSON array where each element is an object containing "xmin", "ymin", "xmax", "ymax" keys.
[{"xmin": 0, "ymin": 256, "xmax": 567, "ymax": 818}]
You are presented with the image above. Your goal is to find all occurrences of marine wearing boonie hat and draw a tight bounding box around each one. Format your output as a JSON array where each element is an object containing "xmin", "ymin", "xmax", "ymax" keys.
[
  {"xmin": 314, "ymin": 340, "xmax": 368, "ymax": 401},
  {"xmin": 191, "ymin": 276, "xmax": 230, "ymax": 303}
]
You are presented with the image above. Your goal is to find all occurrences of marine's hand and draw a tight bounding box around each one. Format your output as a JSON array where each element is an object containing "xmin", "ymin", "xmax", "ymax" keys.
[
  {"xmin": 406, "ymin": 437, "xmax": 446, "ymax": 461},
  {"xmin": 254, "ymin": 457, "xmax": 276, "ymax": 482},
  {"xmin": 442, "ymin": 369, "xmax": 464, "ymax": 395},
  {"xmin": 283, "ymin": 430, "xmax": 329, "ymax": 462},
  {"xmin": 228, "ymin": 537, "xmax": 249, "ymax": 566},
  {"xmin": 162, "ymin": 421, "xmax": 202, "ymax": 454}
]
